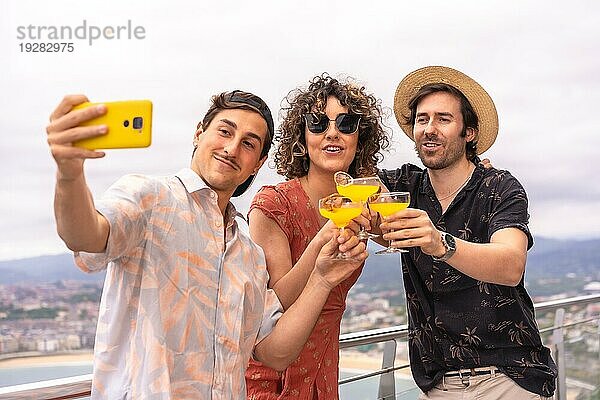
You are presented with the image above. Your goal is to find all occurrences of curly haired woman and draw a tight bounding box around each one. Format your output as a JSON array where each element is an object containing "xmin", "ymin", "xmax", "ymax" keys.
[{"xmin": 246, "ymin": 74, "xmax": 390, "ymax": 399}]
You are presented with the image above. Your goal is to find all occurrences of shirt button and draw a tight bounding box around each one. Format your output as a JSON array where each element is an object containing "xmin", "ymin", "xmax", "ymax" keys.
[
  {"xmin": 210, "ymin": 192, "xmax": 216, "ymax": 199},
  {"xmin": 215, "ymin": 220, "xmax": 222, "ymax": 227}
]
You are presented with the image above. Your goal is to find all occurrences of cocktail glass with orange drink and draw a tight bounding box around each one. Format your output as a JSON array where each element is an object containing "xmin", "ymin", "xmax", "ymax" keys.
[
  {"xmin": 318, "ymin": 194, "xmax": 363, "ymax": 259},
  {"xmin": 334, "ymin": 171, "xmax": 382, "ymax": 240},
  {"xmin": 368, "ymin": 191, "xmax": 411, "ymax": 254}
]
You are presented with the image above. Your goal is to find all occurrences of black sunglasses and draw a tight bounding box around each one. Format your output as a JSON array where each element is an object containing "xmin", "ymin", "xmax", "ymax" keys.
[{"xmin": 303, "ymin": 113, "xmax": 361, "ymax": 135}]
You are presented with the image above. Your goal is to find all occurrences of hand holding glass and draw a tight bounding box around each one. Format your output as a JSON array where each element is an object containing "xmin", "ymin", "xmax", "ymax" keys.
[{"xmin": 368, "ymin": 191, "xmax": 411, "ymax": 254}]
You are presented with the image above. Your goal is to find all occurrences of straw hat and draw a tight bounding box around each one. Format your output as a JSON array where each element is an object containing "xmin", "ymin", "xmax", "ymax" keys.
[{"xmin": 393, "ymin": 66, "xmax": 498, "ymax": 154}]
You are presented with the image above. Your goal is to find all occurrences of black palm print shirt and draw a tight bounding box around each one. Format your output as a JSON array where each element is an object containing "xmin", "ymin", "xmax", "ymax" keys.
[{"xmin": 379, "ymin": 163, "xmax": 557, "ymax": 397}]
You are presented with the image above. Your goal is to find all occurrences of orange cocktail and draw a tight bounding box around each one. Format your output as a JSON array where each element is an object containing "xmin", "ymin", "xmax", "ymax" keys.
[
  {"xmin": 319, "ymin": 198, "xmax": 363, "ymax": 229},
  {"xmin": 368, "ymin": 201, "xmax": 409, "ymax": 217},
  {"xmin": 319, "ymin": 195, "xmax": 363, "ymax": 259},
  {"xmin": 368, "ymin": 191, "xmax": 411, "ymax": 254},
  {"xmin": 337, "ymin": 183, "xmax": 380, "ymax": 203},
  {"xmin": 334, "ymin": 172, "xmax": 382, "ymax": 239}
]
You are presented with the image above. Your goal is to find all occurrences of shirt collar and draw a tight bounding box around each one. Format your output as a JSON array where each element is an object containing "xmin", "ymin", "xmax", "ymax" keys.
[
  {"xmin": 175, "ymin": 168, "xmax": 244, "ymax": 224},
  {"xmin": 175, "ymin": 168, "xmax": 210, "ymax": 193}
]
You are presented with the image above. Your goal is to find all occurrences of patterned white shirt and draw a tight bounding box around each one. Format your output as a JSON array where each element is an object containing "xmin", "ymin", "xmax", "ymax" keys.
[{"xmin": 76, "ymin": 168, "xmax": 282, "ymax": 399}]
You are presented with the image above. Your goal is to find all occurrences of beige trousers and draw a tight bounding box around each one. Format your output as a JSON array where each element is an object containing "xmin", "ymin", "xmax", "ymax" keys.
[{"xmin": 418, "ymin": 371, "xmax": 554, "ymax": 400}]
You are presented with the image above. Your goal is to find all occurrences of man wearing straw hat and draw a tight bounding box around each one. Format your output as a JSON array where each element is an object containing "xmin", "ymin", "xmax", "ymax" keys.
[{"xmin": 376, "ymin": 66, "xmax": 557, "ymax": 399}]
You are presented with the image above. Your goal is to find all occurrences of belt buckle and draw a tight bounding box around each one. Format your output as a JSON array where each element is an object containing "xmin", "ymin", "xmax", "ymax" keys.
[{"xmin": 458, "ymin": 369, "xmax": 473, "ymax": 386}]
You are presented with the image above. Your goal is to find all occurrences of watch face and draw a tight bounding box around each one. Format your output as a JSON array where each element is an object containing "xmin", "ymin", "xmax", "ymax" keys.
[{"xmin": 445, "ymin": 233, "xmax": 456, "ymax": 249}]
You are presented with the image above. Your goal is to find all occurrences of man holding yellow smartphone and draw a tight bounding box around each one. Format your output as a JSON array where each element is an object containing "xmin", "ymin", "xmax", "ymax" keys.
[{"xmin": 45, "ymin": 91, "xmax": 367, "ymax": 399}]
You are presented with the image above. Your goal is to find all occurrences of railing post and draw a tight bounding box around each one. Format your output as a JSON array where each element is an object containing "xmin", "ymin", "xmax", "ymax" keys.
[
  {"xmin": 552, "ymin": 308, "xmax": 566, "ymax": 400},
  {"xmin": 377, "ymin": 340, "xmax": 396, "ymax": 400}
]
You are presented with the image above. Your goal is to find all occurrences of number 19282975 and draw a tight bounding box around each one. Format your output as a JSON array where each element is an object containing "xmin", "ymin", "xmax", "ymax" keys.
[{"xmin": 19, "ymin": 42, "xmax": 74, "ymax": 52}]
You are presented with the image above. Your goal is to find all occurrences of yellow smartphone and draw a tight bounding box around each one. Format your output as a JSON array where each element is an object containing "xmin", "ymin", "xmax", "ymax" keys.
[{"xmin": 72, "ymin": 100, "xmax": 152, "ymax": 149}]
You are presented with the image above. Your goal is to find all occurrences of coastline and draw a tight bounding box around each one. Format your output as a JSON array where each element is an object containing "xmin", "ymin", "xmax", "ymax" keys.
[{"xmin": 0, "ymin": 352, "xmax": 93, "ymax": 369}]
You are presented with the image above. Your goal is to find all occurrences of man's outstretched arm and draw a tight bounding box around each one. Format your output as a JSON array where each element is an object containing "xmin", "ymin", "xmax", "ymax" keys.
[
  {"xmin": 47, "ymin": 95, "xmax": 110, "ymax": 252},
  {"xmin": 380, "ymin": 208, "xmax": 527, "ymax": 286}
]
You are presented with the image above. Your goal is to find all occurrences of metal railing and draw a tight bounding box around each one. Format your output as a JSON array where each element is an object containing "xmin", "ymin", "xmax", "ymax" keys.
[
  {"xmin": 0, "ymin": 374, "xmax": 92, "ymax": 400},
  {"xmin": 1, "ymin": 293, "xmax": 599, "ymax": 400},
  {"xmin": 339, "ymin": 293, "xmax": 600, "ymax": 399}
]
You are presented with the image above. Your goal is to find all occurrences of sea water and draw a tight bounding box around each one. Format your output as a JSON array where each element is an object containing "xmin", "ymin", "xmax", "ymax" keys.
[{"xmin": 0, "ymin": 364, "xmax": 420, "ymax": 399}]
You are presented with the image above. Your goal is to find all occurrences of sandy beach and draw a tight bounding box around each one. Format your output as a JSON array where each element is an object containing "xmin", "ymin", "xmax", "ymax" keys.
[
  {"xmin": 339, "ymin": 351, "xmax": 412, "ymax": 376},
  {"xmin": 0, "ymin": 350, "xmax": 411, "ymax": 377},
  {"xmin": 0, "ymin": 352, "xmax": 93, "ymax": 369}
]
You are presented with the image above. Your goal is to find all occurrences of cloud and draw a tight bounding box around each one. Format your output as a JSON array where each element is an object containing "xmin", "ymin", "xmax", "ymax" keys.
[{"xmin": 1, "ymin": 0, "xmax": 599, "ymax": 260}]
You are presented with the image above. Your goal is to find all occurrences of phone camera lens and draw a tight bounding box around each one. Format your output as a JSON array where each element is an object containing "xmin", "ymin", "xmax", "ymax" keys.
[
  {"xmin": 133, "ymin": 117, "xmax": 143, "ymax": 130},
  {"xmin": 123, "ymin": 120, "xmax": 130, "ymax": 127}
]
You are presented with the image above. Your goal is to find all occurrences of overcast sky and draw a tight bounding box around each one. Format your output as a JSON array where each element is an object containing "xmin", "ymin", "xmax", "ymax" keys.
[{"xmin": 1, "ymin": 0, "xmax": 599, "ymax": 261}]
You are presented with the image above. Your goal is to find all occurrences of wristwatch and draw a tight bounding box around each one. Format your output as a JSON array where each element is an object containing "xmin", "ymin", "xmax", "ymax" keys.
[{"xmin": 432, "ymin": 231, "xmax": 456, "ymax": 262}]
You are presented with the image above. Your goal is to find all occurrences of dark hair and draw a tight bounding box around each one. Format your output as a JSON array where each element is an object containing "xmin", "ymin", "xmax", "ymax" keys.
[
  {"xmin": 274, "ymin": 73, "xmax": 390, "ymax": 179},
  {"xmin": 196, "ymin": 90, "xmax": 274, "ymax": 159},
  {"xmin": 406, "ymin": 83, "xmax": 478, "ymax": 161}
]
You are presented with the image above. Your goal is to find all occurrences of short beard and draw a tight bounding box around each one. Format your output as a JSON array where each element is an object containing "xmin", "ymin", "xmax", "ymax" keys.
[
  {"xmin": 414, "ymin": 126, "xmax": 470, "ymax": 170},
  {"xmin": 414, "ymin": 142, "xmax": 466, "ymax": 170}
]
